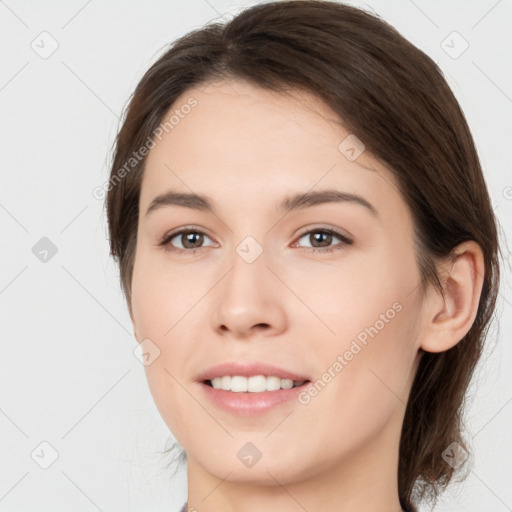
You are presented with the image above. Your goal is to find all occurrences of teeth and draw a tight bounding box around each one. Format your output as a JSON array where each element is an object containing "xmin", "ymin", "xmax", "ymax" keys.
[
  {"xmin": 231, "ymin": 375, "xmax": 248, "ymax": 392},
  {"xmin": 248, "ymin": 375, "xmax": 266, "ymax": 392},
  {"xmin": 221, "ymin": 376, "xmax": 231, "ymax": 391},
  {"xmin": 209, "ymin": 375, "xmax": 305, "ymax": 392}
]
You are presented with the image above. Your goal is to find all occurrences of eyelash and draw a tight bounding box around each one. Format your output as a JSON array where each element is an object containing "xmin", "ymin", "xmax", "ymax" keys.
[{"xmin": 158, "ymin": 226, "xmax": 353, "ymax": 255}]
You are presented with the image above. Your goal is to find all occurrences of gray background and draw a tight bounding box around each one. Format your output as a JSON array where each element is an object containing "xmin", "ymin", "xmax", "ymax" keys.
[{"xmin": 0, "ymin": 0, "xmax": 510, "ymax": 510}]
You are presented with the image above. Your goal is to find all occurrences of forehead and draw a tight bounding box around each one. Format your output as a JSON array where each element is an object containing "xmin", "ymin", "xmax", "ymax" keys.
[
  {"xmin": 154, "ymin": 78, "xmax": 355, "ymax": 164},
  {"xmin": 139, "ymin": 78, "xmax": 403, "ymax": 218}
]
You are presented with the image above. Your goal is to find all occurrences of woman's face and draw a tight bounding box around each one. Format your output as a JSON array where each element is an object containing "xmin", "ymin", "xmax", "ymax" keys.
[{"xmin": 130, "ymin": 78, "xmax": 425, "ymax": 486}]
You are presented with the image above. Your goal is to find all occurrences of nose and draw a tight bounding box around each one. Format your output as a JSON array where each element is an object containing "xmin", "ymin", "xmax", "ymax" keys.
[{"xmin": 211, "ymin": 247, "xmax": 288, "ymax": 339}]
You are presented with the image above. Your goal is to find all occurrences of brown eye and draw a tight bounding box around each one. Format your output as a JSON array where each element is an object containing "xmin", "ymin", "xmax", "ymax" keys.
[
  {"xmin": 295, "ymin": 228, "xmax": 352, "ymax": 252},
  {"xmin": 161, "ymin": 229, "xmax": 215, "ymax": 251},
  {"xmin": 308, "ymin": 231, "xmax": 333, "ymax": 248},
  {"xmin": 180, "ymin": 232, "xmax": 205, "ymax": 249}
]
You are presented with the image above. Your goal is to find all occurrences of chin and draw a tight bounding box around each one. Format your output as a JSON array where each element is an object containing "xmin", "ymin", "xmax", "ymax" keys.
[{"xmin": 190, "ymin": 439, "xmax": 316, "ymax": 486}]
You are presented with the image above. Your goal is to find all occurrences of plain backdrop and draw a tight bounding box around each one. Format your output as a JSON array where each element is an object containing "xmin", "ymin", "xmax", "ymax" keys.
[{"xmin": 0, "ymin": 0, "xmax": 511, "ymax": 511}]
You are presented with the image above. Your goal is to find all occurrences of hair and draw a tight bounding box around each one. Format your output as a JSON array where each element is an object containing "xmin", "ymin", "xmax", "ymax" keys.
[{"xmin": 105, "ymin": 1, "xmax": 501, "ymax": 509}]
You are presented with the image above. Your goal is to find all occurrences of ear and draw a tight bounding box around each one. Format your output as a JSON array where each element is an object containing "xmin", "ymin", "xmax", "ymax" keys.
[{"xmin": 419, "ymin": 241, "xmax": 485, "ymax": 353}]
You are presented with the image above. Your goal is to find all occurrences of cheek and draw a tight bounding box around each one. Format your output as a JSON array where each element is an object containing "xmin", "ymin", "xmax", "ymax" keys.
[
  {"xmin": 130, "ymin": 250, "xmax": 211, "ymax": 434},
  {"xmin": 289, "ymin": 298, "xmax": 419, "ymax": 471},
  {"xmin": 131, "ymin": 247, "xmax": 209, "ymax": 338},
  {"xmin": 131, "ymin": 257, "xmax": 202, "ymax": 379},
  {"xmin": 296, "ymin": 252, "xmax": 420, "ymax": 434}
]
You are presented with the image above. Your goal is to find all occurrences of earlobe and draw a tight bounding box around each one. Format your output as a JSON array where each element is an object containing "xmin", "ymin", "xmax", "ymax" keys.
[{"xmin": 420, "ymin": 241, "xmax": 485, "ymax": 353}]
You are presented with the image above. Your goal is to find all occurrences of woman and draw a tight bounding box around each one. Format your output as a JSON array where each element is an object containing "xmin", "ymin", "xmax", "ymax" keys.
[{"xmin": 105, "ymin": 1, "xmax": 501, "ymax": 510}]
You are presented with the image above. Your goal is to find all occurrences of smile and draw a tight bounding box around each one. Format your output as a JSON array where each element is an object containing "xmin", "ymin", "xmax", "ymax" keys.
[{"xmin": 207, "ymin": 375, "xmax": 306, "ymax": 392}]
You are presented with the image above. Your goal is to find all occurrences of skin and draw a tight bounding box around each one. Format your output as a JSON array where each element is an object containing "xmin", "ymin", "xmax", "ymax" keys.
[{"xmin": 129, "ymin": 78, "xmax": 485, "ymax": 512}]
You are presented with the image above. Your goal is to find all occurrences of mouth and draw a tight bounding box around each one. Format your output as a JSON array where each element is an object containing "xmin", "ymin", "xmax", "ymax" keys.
[
  {"xmin": 199, "ymin": 375, "xmax": 311, "ymax": 416},
  {"xmin": 196, "ymin": 361, "xmax": 312, "ymax": 416},
  {"xmin": 203, "ymin": 375, "xmax": 310, "ymax": 392}
]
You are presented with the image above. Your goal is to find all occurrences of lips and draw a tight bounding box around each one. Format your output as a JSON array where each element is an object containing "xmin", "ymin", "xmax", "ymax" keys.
[{"xmin": 196, "ymin": 361, "xmax": 311, "ymax": 383}]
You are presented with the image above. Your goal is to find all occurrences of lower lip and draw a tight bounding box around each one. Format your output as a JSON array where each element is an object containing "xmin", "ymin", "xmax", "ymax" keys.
[{"xmin": 199, "ymin": 381, "xmax": 310, "ymax": 416}]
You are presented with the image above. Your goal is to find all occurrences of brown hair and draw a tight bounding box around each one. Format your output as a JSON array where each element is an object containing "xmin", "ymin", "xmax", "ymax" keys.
[{"xmin": 105, "ymin": 1, "xmax": 501, "ymax": 508}]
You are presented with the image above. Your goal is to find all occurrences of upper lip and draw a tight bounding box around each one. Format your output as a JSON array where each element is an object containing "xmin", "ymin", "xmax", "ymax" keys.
[{"xmin": 196, "ymin": 361, "xmax": 310, "ymax": 382}]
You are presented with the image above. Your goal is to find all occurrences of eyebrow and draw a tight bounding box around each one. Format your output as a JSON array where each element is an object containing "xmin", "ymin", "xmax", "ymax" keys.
[{"xmin": 145, "ymin": 189, "xmax": 379, "ymax": 218}]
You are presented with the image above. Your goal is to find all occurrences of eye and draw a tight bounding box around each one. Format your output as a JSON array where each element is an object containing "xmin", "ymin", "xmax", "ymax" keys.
[
  {"xmin": 293, "ymin": 227, "xmax": 353, "ymax": 253},
  {"xmin": 159, "ymin": 227, "xmax": 216, "ymax": 253},
  {"xmin": 159, "ymin": 226, "xmax": 353, "ymax": 255}
]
